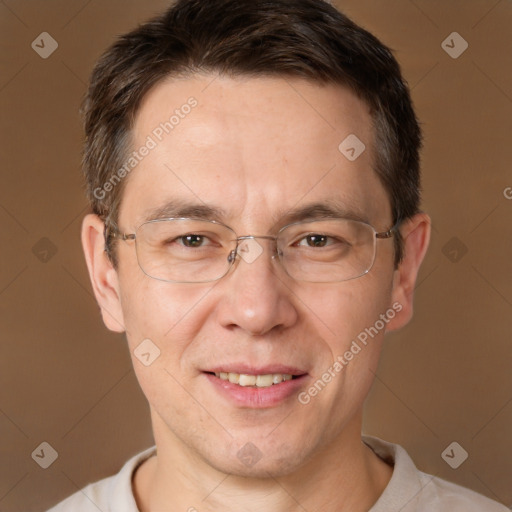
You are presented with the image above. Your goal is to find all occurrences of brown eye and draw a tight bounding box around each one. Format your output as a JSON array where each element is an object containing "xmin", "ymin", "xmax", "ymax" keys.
[
  {"xmin": 179, "ymin": 234, "xmax": 205, "ymax": 247},
  {"xmin": 297, "ymin": 234, "xmax": 334, "ymax": 248},
  {"xmin": 305, "ymin": 234, "xmax": 328, "ymax": 247}
]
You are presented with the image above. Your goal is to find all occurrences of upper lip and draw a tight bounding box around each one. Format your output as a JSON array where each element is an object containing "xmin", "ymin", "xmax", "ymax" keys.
[{"xmin": 205, "ymin": 364, "xmax": 308, "ymax": 375}]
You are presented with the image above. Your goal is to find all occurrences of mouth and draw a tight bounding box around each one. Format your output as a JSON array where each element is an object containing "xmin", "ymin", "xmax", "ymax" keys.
[
  {"xmin": 207, "ymin": 371, "xmax": 301, "ymax": 388},
  {"xmin": 202, "ymin": 365, "xmax": 308, "ymax": 407}
]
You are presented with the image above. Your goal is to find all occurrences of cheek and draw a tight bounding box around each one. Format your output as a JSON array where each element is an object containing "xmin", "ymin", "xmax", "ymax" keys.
[
  {"xmin": 118, "ymin": 271, "xmax": 215, "ymax": 363},
  {"xmin": 299, "ymin": 270, "xmax": 394, "ymax": 355},
  {"xmin": 117, "ymin": 278, "xmax": 218, "ymax": 413},
  {"xmin": 334, "ymin": 274, "xmax": 395, "ymax": 373},
  {"xmin": 303, "ymin": 273, "xmax": 393, "ymax": 384},
  {"xmin": 298, "ymin": 274, "xmax": 395, "ymax": 421}
]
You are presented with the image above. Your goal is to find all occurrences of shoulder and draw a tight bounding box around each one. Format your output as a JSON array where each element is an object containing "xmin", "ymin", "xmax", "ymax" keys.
[
  {"xmin": 47, "ymin": 478, "xmax": 115, "ymax": 512},
  {"xmin": 46, "ymin": 446, "xmax": 156, "ymax": 512},
  {"xmin": 416, "ymin": 470, "xmax": 509, "ymax": 511},
  {"xmin": 364, "ymin": 436, "xmax": 508, "ymax": 512}
]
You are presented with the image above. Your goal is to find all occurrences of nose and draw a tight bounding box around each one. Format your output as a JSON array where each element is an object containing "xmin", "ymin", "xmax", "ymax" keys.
[{"xmin": 215, "ymin": 237, "xmax": 298, "ymax": 336}]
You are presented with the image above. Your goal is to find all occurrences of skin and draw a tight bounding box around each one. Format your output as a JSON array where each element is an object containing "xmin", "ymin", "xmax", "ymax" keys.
[{"xmin": 82, "ymin": 74, "xmax": 430, "ymax": 512}]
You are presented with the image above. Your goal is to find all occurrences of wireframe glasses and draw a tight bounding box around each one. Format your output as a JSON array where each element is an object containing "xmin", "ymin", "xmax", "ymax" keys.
[{"xmin": 110, "ymin": 217, "xmax": 397, "ymax": 283}]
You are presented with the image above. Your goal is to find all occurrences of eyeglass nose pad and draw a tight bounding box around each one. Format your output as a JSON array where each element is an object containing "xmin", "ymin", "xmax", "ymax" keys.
[
  {"xmin": 227, "ymin": 249, "xmax": 237, "ymax": 264},
  {"xmin": 271, "ymin": 247, "xmax": 283, "ymax": 260}
]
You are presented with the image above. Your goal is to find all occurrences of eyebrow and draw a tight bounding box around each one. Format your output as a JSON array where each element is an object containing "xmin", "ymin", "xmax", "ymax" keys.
[
  {"xmin": 275, "ymin": 201, "xmax": 369, "ymax": 227},
  {"xmin": 139, "ymin": 198, "xmax": 369, "ymax": 229},
  {"xmin": 141, "ymin": 200, "xmax": 227, "ymax": 224}
]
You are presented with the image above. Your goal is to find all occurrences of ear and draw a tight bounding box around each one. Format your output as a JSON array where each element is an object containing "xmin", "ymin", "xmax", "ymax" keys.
[
  {"xmin": 386, "ymin": 212, "xmax": 431, "ymax": 331},
  {"xmin": 81, "ymin": 214, "xmax": 126, "ymax": 333}
]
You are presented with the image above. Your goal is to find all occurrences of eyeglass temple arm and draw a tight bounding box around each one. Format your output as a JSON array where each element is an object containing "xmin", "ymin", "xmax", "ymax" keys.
[
  {"xmin": 375, "ymin": 220, "xmax": 401, "ymax": 239},
  {"xmin": 118, "ymin": 233, "xmax": 136, "ymax": 241},
  {"xmin": 375, "ymin": 229, "xmax": 394, "ymax": 239},
  {"xmin": 104, "ymin": 223, "xmax": 136, "ymax": 242}
]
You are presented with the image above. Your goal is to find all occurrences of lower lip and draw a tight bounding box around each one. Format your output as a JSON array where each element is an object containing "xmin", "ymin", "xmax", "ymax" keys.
[{"xmin": 204, "ymin": 373, "xmax": 308, "ymax": 408}]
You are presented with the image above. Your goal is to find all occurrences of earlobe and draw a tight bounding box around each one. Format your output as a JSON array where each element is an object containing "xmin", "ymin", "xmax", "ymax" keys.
[
  {"xmin": 386, "ymin": 213, "xmax": 431, "ymax": 332},
  {"xmin": 81, "ymin": 214, "xmax": 126, "ymax": 333}
]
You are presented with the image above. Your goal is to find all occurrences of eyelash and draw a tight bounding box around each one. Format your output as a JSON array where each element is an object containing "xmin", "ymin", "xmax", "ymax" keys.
[{"xmin": 169, "ymin": 233, "xmax": 347, "ymax": 249}]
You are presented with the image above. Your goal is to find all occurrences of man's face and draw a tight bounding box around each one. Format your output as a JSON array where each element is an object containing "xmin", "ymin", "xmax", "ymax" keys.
[{"xmin": 114, "ymin": 75, "xmax": 398, "ymax": 476}]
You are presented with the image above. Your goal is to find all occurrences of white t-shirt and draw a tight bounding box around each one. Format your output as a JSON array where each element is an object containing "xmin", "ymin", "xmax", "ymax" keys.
[{"xmin": 47, "ymin": 436, "xmax": 508, "ymax": 511}]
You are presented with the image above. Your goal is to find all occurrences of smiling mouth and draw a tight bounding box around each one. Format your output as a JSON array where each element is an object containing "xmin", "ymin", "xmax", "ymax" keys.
[{"xmin": 207, "ymin": 371, "xmax": 301, "ymax": 388}]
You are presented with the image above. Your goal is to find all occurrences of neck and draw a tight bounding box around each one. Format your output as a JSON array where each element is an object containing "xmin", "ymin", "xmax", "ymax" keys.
[{"xmin": 134, "ymin": 411, "xmax": 392, "ymax": 512}]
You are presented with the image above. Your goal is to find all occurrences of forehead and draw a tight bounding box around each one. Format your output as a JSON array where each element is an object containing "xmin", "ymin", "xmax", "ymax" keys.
[{"xmin": 119, "ymin": 74, "xmax": 390, "ymax": 229}]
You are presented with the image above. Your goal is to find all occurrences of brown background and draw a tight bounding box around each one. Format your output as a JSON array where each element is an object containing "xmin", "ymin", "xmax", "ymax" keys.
[{"xmin": 1, "ymin": 0, "xmax": 511, "ymax": 510}]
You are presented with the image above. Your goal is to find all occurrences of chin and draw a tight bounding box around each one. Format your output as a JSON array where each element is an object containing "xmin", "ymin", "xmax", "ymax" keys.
[{"xmin": 201, "ymin": 437, "xmax": 315, "ymax": 478}]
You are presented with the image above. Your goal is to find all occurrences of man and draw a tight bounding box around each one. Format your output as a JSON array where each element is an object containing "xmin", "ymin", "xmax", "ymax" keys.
[{"xmin": 49, "ymin": 0, "xmax": 508, "ymax": 510}]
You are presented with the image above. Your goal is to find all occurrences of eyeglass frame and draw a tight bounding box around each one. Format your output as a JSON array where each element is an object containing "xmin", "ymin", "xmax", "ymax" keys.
[{"xmin": 105, "ymin": 216, "xmax": 400, "ymax": 284}]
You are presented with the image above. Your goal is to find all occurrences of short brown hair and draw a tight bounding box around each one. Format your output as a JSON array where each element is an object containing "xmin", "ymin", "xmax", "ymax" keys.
[{"xmin": 82, "ymin": 0, "xmax": 422, "ymax": 266}]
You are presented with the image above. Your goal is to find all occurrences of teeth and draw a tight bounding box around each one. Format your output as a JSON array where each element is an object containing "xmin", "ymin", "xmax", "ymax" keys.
[
  {"xmin": 256, "ymin": 374, "xmax": 273, "ymax": 387},
  {"xmin": 272, "ymin": 374, "xmax": 283, "ymax": 384},
  {"xmin": 214, "ymin": 372, "xmax": 295, "ymax": 388},
  {"xmin": 239, "ymin": 374, "xmax": 256, "ymax": 386},
  {"xmin": 228, "ymin": 372, "xmax": 239, "ymax": 384}
]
